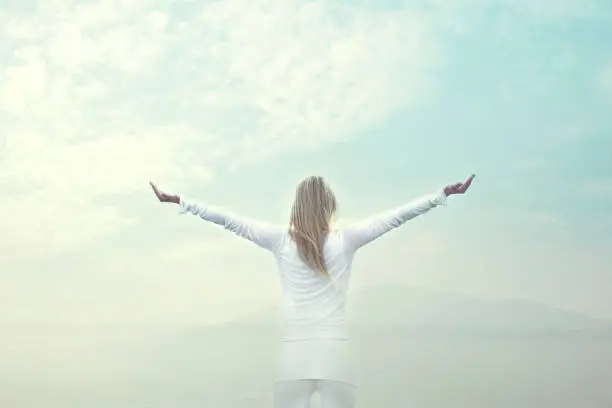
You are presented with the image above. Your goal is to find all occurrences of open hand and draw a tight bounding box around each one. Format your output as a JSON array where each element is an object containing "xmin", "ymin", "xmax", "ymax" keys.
[
  {"xmin": 444, "ymin": 174, "xmax": 475, "ymax": 196},
  {"xmin": 149, "ymin": 181, "xmax": 180, "ymax": 204}
]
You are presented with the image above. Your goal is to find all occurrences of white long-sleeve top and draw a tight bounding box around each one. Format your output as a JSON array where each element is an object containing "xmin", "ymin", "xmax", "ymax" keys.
[{"xmin": 178, "ymin": 188, "xmax": 448, "ymax": 343}]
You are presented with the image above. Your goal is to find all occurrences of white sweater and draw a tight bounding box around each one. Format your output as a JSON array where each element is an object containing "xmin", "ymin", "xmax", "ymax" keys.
[{"xmin": 178, "ymin": 189, "xmax": 448, "ymax": 343}]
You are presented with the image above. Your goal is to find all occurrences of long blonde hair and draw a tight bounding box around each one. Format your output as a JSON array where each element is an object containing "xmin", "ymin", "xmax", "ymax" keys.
[{"xmin": 289, "ymin": 175, "xmax": 337, "ymax": 277}]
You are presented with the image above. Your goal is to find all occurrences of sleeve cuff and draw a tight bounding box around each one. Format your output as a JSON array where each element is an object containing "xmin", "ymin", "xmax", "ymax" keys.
[
  {"xmin": 178, "ymin": 196, "xmax": 189, "ymax": 214},
  {"xmin": 433, "ymin": 188, "xmax": 448, "ymax": 207}
]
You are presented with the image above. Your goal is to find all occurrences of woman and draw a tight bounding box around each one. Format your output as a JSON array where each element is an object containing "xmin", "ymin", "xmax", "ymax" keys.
[{"xmin": 149, "ymin": 174, "xmax": 475, "ymax": 408}]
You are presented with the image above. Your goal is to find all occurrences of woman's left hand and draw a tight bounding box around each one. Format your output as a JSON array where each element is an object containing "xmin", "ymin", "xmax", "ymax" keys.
[{"xmin": 150, "ymin": 182, "xmax": 180, "ymax": 204}]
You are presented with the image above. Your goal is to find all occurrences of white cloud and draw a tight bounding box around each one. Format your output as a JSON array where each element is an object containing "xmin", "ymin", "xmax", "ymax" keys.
[
  {"xmin": 0, "ymin": 0, "xmax": 441, "ymax": 261},
  {"xmin": 0, "ymin": 126, "xmax": 204, "ymax": 261}
]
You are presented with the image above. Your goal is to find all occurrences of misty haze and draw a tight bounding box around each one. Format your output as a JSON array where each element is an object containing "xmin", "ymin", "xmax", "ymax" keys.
[{"xmin": 3, "ymin": 286, "xmax": 612, "ymax": 408}]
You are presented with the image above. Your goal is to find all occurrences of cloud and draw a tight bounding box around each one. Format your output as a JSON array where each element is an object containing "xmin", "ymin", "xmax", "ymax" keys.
[{"xmin": 0, "ymin": 0, "xmax": 442, "ymax": 261}]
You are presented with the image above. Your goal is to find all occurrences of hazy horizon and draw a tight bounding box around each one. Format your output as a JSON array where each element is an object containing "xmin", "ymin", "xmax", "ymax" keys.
[
  {"xmin": 3, "ymin": 320, "xmax": 612, "ymax": 408},
  {"xmin": 3, "ymin": 285, "xmax": 612, "ymax": 407}
]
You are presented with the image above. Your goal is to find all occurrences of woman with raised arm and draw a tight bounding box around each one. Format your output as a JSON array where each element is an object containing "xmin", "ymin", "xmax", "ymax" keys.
[{"xmin": 149, "ymin": 174, "xmax": 475, "ymax": 408}]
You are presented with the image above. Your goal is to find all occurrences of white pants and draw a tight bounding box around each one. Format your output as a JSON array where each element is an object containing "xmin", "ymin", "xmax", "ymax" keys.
[{"xmin": 274, "ymin": 379, "xmax": 356, "ymax": 408}]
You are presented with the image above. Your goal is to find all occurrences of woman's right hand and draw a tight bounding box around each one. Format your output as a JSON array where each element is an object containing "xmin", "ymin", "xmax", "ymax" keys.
[
  {"xmin": 149, "ymin": 181, "xmax": 180, "ymax": 204},
  {"xmin": 444, "ymin": 174, "xmax": 475, "ymax": 196}
]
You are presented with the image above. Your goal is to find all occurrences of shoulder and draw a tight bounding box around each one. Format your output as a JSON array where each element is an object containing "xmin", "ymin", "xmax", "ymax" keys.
[{"xmin": 327, "ymin": 229, "xmax": 351, "ymax": 248}]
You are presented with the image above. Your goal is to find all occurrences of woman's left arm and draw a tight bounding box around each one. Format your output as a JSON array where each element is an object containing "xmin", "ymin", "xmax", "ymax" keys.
[{"xmin": 150, "ymin": 182, "xmax": 285, "ymax": 252}]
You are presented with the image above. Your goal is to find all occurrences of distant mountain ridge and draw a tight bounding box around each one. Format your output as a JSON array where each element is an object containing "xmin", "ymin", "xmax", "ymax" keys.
[{"xmin": 228, "ymin": 284, "xmax": 612, "ymax": 333}]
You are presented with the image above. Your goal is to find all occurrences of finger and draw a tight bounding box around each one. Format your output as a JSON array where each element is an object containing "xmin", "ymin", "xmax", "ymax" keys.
[
  {"xmin": 150, "ymin": 182, "xmax": 161, "ymax": 196},
  {"xmin": 464, "ymin": 175, "xmax": 475, "ymax": 190},
  {"xmin": 457, "ymin": 175, "xmax": 474, "ymax": 193},
  {"xmin": 150, "ymin": 182, "xmax": 164, "ymax": 200}
]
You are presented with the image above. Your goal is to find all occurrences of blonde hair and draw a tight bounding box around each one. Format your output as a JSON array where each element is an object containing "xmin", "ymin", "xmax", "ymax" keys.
[{"xmin": 289, "ymin": 175, "xmax": 337, "ymax": 277}]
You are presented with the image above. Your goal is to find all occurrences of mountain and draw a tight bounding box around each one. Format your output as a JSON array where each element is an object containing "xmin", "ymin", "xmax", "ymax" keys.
[
  {"xmin": 348, "ymin": 284, "xmax": 611, "ymax": 331},
  {"xmin": 228, "ymin": 284, "xmax": 612, "ymax": 334},
  {"xmin": 118, "ymin": 285, "xmax": 612, "ymax": 401}
]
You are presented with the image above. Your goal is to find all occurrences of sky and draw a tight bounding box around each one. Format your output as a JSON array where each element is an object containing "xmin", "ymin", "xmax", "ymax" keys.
[{"xmin": 1, "ymin": 0, "xmax": 611, "ymax": 326}]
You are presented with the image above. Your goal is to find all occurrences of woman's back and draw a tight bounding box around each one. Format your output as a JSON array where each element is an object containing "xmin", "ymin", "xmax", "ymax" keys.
[{"xmin": 273, "ymin": 230, "xmax": 355, "ymax": 341}]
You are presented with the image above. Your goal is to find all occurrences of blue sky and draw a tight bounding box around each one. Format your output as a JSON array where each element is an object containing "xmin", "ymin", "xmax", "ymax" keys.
[{"xmin": 1, "ymin": 0, "xmax": 611, "ymax": 325}]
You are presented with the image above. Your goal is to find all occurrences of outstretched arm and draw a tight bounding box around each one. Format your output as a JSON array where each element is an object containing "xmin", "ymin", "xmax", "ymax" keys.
[
  {"xmin": 341, "ymin": 174, "xmax": 475, "ymax": 252},
  {"xmin": 149, "ymin": 182, "xmax": 285, "ymax": 252}
]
